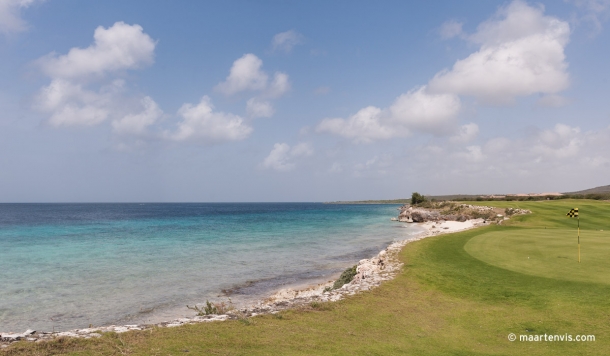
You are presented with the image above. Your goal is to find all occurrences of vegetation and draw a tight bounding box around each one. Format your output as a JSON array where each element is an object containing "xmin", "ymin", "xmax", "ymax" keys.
[
  {"xmin": 6, "ymin": 199, "xmax": 610, "ymax": 355},
  {"xmin": 411, "ymin": 192, "xmax": 426, "ymax": 205},
  {"xmin": 186, "ymin": 299, "xmax": 233, "ymax": 316},
  {"xmin": 332, "ymin": 265, "xmax": 357, "ymax": 290}
]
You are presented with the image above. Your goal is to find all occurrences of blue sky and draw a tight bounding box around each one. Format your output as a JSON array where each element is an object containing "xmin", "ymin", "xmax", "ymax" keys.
[{"xmin": 1, "ymin": 0, "xmax": 609, "ymax": 202}]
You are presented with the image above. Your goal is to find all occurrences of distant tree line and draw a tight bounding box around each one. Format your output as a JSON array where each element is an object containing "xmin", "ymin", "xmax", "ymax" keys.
[{"xmin": 450, "ymin": 193, "xmax": 610, "ymax": 202}]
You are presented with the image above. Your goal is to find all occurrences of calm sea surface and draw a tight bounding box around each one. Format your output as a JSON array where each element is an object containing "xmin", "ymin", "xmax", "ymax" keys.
[{"xmin": 0, "ymin": 203, "xmax": 422, "ymax": 332}]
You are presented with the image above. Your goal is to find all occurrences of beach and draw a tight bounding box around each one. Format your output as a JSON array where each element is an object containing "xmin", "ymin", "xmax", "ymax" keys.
[{"xmin": 1, "ymin": 215, "xmax": 487, "ymax": 345}]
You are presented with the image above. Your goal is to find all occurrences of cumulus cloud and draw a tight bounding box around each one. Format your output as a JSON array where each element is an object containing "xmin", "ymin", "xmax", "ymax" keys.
[
  {"xmin": 36, "ymin": 79, "xmax": 116, "ymax": 126},
  {"xmin": 272, "ymin": 30, "xmax": 303, "ymax": 52},
  {"xmin": 169, "ymin": 96, "xmax": 252, "ymax": 142},
  {"xmin": 531, "ymin": 123, "xmax": 582, "ymax": 158},
  {"xmin": 37, "ymin": 22, "xmax": 156, "ymax": 80},
  {"xmin": 263, "ymin": 143, "xmax": 292, "ymax": 171},
  {"xmin": 316, "ymin": 106, "xmax": 394, "ymax": 144},
  {"xmin": 112, "ymin": 96, "xmax": 162, "ymax": 135},
  {"xmin": 397, "ymin": 122, "xmax": 610, "ymax": 194},
  {"xmin": 429, "ymin": 1, "xmax": 570, "ymax": 104},
  {"xmin": 417, "ymin": 123, "xmax": 599, "ymax": 177},
  {"xmin": 439, "ymin": 20, "xmax": 464, "ymax": 39},
  {"xmin": 266, "ymin": 72, "xmax": 291, "ymax": 98},
  {"xmin": 290, "ymin": 142, "xmax": 314, "ymax": 157},
  {"xmin": 0, "ymin": 0, "xmax": 38, "ymax": 34},
  {"xmin": 215, "ymin": 54, "xmax": 290, "ymax": 119},
  {"xmin": 246, "ymin": 97, "xmax": 274, "ymax": 118},
  {"xmin": 215, "ymin": 54, "xmax": 268, "ymax": 95},
  {"xmin": 215, "ymin": 54, "xmax": 290, "ymax": 98},
  {"xmin": 34, "ymin": 22, "xmax": 162, "ymax": 131},
  {"xmin": 316, "ymin": 87, "xmax": 461, "ymax": 143},
  {"xmin": 388, "ymin": 87, "xmax": 461, "ymax": 133},
  {"xmin": 450, "ymin": 123, "xmax": 479, "ymax": 143},
  {"xmin": 262, "ymin": 142, "xmax": 313, "ymax": 171}
]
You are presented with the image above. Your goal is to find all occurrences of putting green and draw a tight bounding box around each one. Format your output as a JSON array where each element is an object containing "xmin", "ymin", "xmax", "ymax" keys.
[{"xmin": 464, "ymin": 228, "xmax": 610, "ymax": 285}]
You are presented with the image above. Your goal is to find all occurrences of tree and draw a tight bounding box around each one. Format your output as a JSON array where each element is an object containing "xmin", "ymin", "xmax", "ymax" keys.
[{"xmin": 411, "ymin": 192, "xmax": 425, "ymax": 205}]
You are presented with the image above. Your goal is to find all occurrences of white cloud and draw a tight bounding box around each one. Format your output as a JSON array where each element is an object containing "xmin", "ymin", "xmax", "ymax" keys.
[
  {"xmin": 450, "ymin": 123, "xmax": 479, "ymax": 143},
  {"xmin": 272, "ymin": 30, "xmax": 303, "ymax": 52},
  {"xmin": 419, "ymin": 123, "xmax": 593, "ymax": 173},
  {"xmin": 316, "ymin": 87, "xmax": 461, "ymax": 143},
  {"xmin": 266, "ymin": 72, "xmax": 290, "ymax": 98},
  {"xmin": 215, "ymin": 53, "xmax": 290, "ymax": 102},
  {"xmin": 0, "ymin": 0, "xmax": 38, "ymax": 34},
  {"xmin": 34, "ymin": 22, "xmax": 162, "ymax": 129},
  {"xmin": 440, "ymin": 20, "xmax": 464, "ymax": 39},
  {"xmin": 399, "ymin": 123, "xmax": 610, "ymax": 194},
  {"xmin": 290, "ymin": 142, "xmax": 314, "ymax": 157},
  {"xmin": 169, "ymin": 96, "xmax": 252, "ymax": 142},
  {"xmin": 262, "ymin": 142, "xmax": 313, "ymax": 171},
  {"xmin": 112, "ymin": 96, "xmax": 162, "ymax": 135},
  {"xmin": 429, "ymin": 0, "xmax": 570, "ymax": 104},
  {"xmin": 263, "ymin": 143, "xmax": 293, "ymax": 171},
  {"xmin": 215, "ymin": 54, "xmax": 268, "ymax": 95},
  {"xmin": 388, "ymin": 86, "xmax": 461, "ymax": 133},
  {"xmin": 316, "ymin": 1, "xmax": 574, "ymax": 145},
  {"xmin": 36, "ymin": 79, "xmax": 115, "ymax": 126},
  {"xmin": 38, "ymin": 22, "xmax": 156, "ymax": 80},
  {"xmin": 246, "ymin": 98, "xmax": 274, "ymax": 118},
  {"xmin": 531, "ymin": 123, "xmax": 582, "ymax": 158},
  {"xmin": 316, "ymin": 106, "xmax": 394, "ymax": 144}
]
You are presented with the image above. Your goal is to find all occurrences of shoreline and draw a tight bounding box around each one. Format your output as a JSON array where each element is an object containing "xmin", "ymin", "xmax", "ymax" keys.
[{"xmin": 0, "ymin": 218, "xmax": 487, "ymax": 346}]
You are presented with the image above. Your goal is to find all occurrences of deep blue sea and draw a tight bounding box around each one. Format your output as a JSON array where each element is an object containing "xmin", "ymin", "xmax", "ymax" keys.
[{"xmin": 0, "ymin": 203, "xmax": 421, "ymax": 332}]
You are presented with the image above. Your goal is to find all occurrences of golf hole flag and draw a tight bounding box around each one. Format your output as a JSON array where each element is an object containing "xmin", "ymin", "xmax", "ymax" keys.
[
  {"xmin": 566, "ymin": 208, "xmax": 579, "ymax": 218},
  {"xmin": 566, "ymin": 208, "xmax": 580, "ymax": 263}
]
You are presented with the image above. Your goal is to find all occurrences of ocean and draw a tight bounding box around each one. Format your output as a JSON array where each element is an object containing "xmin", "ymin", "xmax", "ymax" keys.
[{"xmin": 0, "ymin": 203, "xmax": 422, "ymax": 332}]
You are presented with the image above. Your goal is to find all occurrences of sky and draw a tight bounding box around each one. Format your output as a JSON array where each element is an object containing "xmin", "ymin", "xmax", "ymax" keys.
[{"xmin": 1, "ymin": 0, "xmax": 609, "ymax": 202}]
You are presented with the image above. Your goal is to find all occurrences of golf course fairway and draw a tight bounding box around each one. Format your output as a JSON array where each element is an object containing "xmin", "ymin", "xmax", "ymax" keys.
[{"xmin": 5, "ymin": 199, "xmax": 610, "ymax": 355}]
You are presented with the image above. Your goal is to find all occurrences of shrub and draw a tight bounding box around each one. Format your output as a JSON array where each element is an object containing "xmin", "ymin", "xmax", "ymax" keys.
[
  {"xmin": 411, "ymin": 192, "xmax": 426, "ymax": 205},
  {"xmin": 187, "ymin": 299, "xmax": 233, "ymax": 316},
  {"xmin": 333, "ymin": 265, "xmax": 358, "ymax": 290}
]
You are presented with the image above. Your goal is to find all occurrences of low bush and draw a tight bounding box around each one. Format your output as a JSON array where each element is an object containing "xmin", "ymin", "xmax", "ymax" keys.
[{"xmin": 332, "ymin": 265, "xmax": 357, "ymax": 290}]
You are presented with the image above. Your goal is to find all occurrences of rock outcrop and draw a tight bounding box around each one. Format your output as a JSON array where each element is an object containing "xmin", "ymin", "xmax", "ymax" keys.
[{"xmin": 397, "ymin": 202, "xmax": 530, "ymax": 223}]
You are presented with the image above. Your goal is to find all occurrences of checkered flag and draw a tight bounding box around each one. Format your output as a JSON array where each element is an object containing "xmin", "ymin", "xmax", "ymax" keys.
[{"xmin": 566, "ymin": 208, "xmax": 579, "ymax": 218}]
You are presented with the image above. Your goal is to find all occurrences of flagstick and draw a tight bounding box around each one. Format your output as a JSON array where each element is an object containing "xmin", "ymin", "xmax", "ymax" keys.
[{"xmin": 578, "ymin": 217, "xmax": 580, "ymax": 263}]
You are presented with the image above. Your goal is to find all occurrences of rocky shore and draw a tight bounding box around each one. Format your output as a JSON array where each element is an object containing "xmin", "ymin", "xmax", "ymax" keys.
[
  {"xmin": 396, "ymin": 202, "xmax": 530, "ymax": 223},
  {"xmin": 1, "ymin": 207, "xmax": 526, "ymax": 348}
]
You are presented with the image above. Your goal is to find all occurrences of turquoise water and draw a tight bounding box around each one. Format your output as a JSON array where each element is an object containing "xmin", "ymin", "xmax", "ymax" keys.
[{"xmin": 0, "ymin": 203, "xmax": 421, "ymax": 332}]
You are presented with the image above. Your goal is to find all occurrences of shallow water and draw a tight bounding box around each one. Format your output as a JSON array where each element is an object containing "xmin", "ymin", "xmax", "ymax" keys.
[{"xmin": 0, "ymin": 203, "xmax": 422, "ymax": 332}]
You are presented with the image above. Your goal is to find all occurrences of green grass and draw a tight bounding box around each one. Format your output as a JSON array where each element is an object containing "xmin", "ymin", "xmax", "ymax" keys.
[
  {"xmin": 5, "ymin": 199, "xmax": 610, "ymax": 355},
  {"xmin": 465, "ymin": 229, "xmax": 610, "ymax": 284}
]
